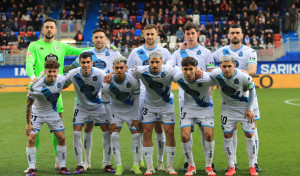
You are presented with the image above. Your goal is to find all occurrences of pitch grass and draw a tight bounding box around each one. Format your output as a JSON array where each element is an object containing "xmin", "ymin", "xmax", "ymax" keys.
[{"xmin": 0, "ymin": 89, "xmax": 299, "ymax": 176}]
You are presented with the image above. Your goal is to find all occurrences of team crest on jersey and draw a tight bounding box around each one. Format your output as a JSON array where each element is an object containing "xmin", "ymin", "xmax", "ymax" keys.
[
  {"xmin": 197, "ymin": 50, "xmax": 201, "ymax": 55},
  {"xmin": 239, "ymin": 51, "xmax": 243, "ymax": 57},
  {"xmin": 143, "ymin": 60, "xmax": 149, "ymax": 65},
  {"xmin": 126, "ymin": 82, "xmax": 131, "ymax": 88},
  {"xmin": 45, "ymin": 53, "xmax": 58, "ymax": 61},
  {"xmin": 57, "ymin": 83, "xmax": 61, "ymax": 88},
  {"xmin": 234, "ymin": 78, "xmax": 239, "ymax": 84},
  {"xmin": 198, "ymin": 83, "xmax": 203, "ymax": 87},
  {"xmin": 222, "ymin": 49, "xmax": 230, "ymax": 55},
  {"xmin": 93, "ymin": 76, "xmax": 98, "ymax": 81},
  {"xmin": 105, "ymin": 51, "xmax": 110, "ymax": 56},
  {"xmin": 55, "ymin": 45, "xmax": 59, "ymax": 50},
  {"xmin": 161, "ymin": 72, "xmax": 166, "ymax": 78},
  {"xmin": 234, "ymin": 60, "xmax": 239, "ymax": 68},
  {"xmin": 93, "ymin": 60, "xmax": 107, "ymax": 69}
]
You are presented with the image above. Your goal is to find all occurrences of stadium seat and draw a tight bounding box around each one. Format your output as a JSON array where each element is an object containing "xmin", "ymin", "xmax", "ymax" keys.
[
  {"xmin": 169, "ymin": 42, "xmax": 176, "ymax": 50},
  {"xmin": 74, "ymin": 23, "xmax": 78, "ymax": 31},
  {"xmin": 136, "ymin": 16, "xmax": 142, "ymax": 22},
  {"xmin": 130, "ymin": 16, "xmax": 136, "ymax": 22},
  {"xmin": 274, "ymin": 40, "xmax": 281, "ymax": 48},
  {"xmin": 138, "ymin": 10, "xmax": 144, "ymax": 16},
  {"xmin": 257, "ymin": 6, "xmax": 264, "ymax": 12},
  {"xmin": 274, "ymin": 34, "xmax": 281, "ymax": 41},
  {"xmin": 170, "ymin": 35, "xmax": 177, "ymax": 43},
  {"xmin": 113, "ymin": 30, "xmax": 119, "ymax": 36},
  {"xmin": 66, "ymin": 11, "xmax": 70, "ymax": 15},
  {"xmin": 40, "ymin": 18, "xmax": 44, "ymax": 23},
  {"xmin": 200, "ymin": 15, "xmax": 207, "ymax": 22},
  {"xmin": 138, "ymin": 3, "xmax": 145, "ymax": 9},
  {"xmin": 6, "ymin": 12, "xmax": 10, "ymax": 18},
  {"xmin": 207, "ymin": 14, "xmax": 214, "ymax": 21},
  {"xmin": 14, "ymin": 32, "xmax": 19, "ymax": 37},
  {"xmin": 35, "ymin": 31, "xmax": 40, "ymax": 37},
  {"xmin": 186, "ymin": 9, "xmax": 193, "ymax": 15},
  {"xmin": 192, "ymin": 14, "xmax": 200, "ymax": 24},
  {"xmin": 27, "ymin": 31, "xmax": 32, "ymax": 36},
  {"xmin": 134, "ymin": 29, "xmax": 141, "ymax": 36},
  {"xmin": 135, "ymin": 22, "xmax": 142, "ymax": 29},
  {"xmin": 118, "ymin": 3, "xmax": 124, "ymax": 8},
  {"xmin": 200, "ymin": 21, "xmax": 206, "ymax": 26},
  {"xmin": 0, "ymin": 32, "xmax": 3, "ymax": 37},
  {"xmin": 61, "ymin": 23, "xmax": 67, "ymax": 32}
]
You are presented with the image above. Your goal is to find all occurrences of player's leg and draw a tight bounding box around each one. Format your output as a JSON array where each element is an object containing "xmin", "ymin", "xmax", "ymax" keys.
[
  {"xmin": 181, "ymin": 125, "xmax": 196, "ymax": 175},
  {"xmin": 25, "ymin": 132, "xmax": 40, "ymax": 173},
  {"xmin": 111, "ymin": 123, "xmax": 123, "ymax": 176},
  {"xmin": 53, "ymin": 95, "xmax": 63, "ymax": 170},
  {"xmin": 142, "ymin": 122, "xmax": 155, "ymax": 175},
  {"xmin": 53, "ymin": 130, "xmax": 71, "ymax": 174},
  {"xmin": 130, "ymin": 128, "xmax": 142, "ymax": 175},
  {"xmin": 26, "ymin": 133, "xmax": 38, "ymax": 175},
  {"xmin": 73, "ymin": 124, "xmax": 84, "ymax": 174},
  {"xmin": 202, "ymin": 126, "xmax": 216, "ymax": 176},
  {"xmin": 138, "ymin": 98, "xmax": 145, "ymax": 168},
  {"xmin": 224, "ymin": 122, "xmax": 238, "ymax": 172},
  {"xmin": 83, "ymin": 122, "xmax": 93, "ymax": 170},
  {"xmin": 253, "ymin": 105, "xmax": 262, "ymax": 172},
  {"xmin": 154, "ymin": 120, "xmax": 165, "ymax": 170},
  {"xmin": 99, "ymin": 122, "xmax": 115, "ymax": 173}
]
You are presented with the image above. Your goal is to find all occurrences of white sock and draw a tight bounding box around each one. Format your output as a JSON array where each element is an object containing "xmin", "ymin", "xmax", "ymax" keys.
[
  {"xmin": 102, "ymin": 131, "xmax": 111, "ymax": 166},
  {"xmin": 140, "ymin": 133, "xmax": 144, "ymax": 162},
  {"xmin": 73, "ymin": 131, "xmax": 83, "ymax": 166},
  {"xmin": 184, "ymin": 133, "xmax": 193, "ymax": 163},
  {"xmin": 224, "ymin": 137, "xmax": 234, "ymax": 167},
  {"xmin": 111, "ymin": 132, "xmax": 121, "ymax": 166},
  {"xmin": 83, "ymin": 131, "xmax": 92, "ymax": 164},
  {"xmin": 200, "ymin": 126, "xmax": 206, "ymax": 158},
  {"xmin": 166, "ymin": 146, "xmax": 176, "ymax": 168},
  {"xmin": 246, "ymin": 136, "xmax": 256, "ymax": 167},
  {"xmin": 57, "ymin": 145, "xmax": 67, "ymax": 168},
  {"xmin": 155, "ymin": 132, "xmax": 165, "ymax": 162},
  {"xmin": 26, "ymin": 147, "xmax": 36, "ymax": 169},
  {"xmin": 132, "ymin": 133, "xmax": 141, "ymax": 165},
  {"xmin": 232, "ymin": 129, "xmax": 238, "ymax": 164},
  {"xmin": 205, "ymin": 140, "xmax": 215, "ymax": 167},
  {"xmin": 181, "ymin": 141, "xmax": 195, "ymax": 167},
  {"xmin": 143, "ymin": 146, "xmax": 154, "ymax": 166},
  {"xmin": 254, "ymin": 128, "xmax": 259, "ymax": 163}
]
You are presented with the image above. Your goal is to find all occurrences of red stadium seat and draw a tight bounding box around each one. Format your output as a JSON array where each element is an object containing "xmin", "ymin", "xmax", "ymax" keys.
[
  {"xmin": 27, "ymin": 31, "xmax": 32, "ymax": 36},
  {"xmin": 129, "ymin": 16, "xmax": 136, "ymax": 22},
  {"xmin": 74, "ymin": 23, "xmax": 78, "ymax": 31},
  {"xmin": 0, "ymin": 32, "xmax": 3, "ymax": 37},
  {"xmin": 274, "ymin": 33, "xmax": 281, "ymax": 41},
  {"xmin": 113, "ymin": 30, "xmax": 119, "ymax": 36},
  {"xmin": 118, "ymin": 3, "xmax": 124, "ymax": 8},
  {"xmin": 61, "ymin": 23, "xmax": 68, "ymax": 32},
  {"xmin": 19, "ymin": 31, "xmax": 25, "ymax": 37},
  {"xmin": 135, "ymin": 22, "xmax": 142, "ymax": 29}
]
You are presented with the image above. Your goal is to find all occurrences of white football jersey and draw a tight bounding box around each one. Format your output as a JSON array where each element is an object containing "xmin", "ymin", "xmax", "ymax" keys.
[
  {"xmin": 66, "ymin": 67, "xmax": 106, "ymax": 110},
  {"xmin": 74, "ymin": 47, "xmax": 122, "ymax": 73},
  {"xmin": 212, "ymin": 45, "xmax": 257, "ymax": 70},
  {"xmin": 102, "ymin": 73, "xmax": 140, "ymax": 111},
  {"xmin": 167, "ymin": 44, "xmax": 215, "ymax": 71},
  {"xmin": 127, "ymin": 45, "xmax": 171, "ymax": 68},
  {"xmin": 173, "ymin": 72, "xmax": 215, "ymax": 110},
  {"xmin": 131, "ymin": 65, "xmax": 176, "ymax": 107},
  {"xmin": 210, "ymin": 68, "xmax": 255, "ymax": 108},
  {"xmin": 28, "ymin": 75, "xmax": 66, "ymax": 115}
]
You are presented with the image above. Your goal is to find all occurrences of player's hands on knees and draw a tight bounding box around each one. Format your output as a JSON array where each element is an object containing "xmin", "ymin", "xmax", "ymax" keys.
[
  {"xmin": 195, "ymin": 67, "xmax": 203, "ymax": 79},
  {"xmin": 25, "ymin": 124, "xmax": 35, "ymax": 136},
  {"xmin": 180, "ymin": 42, "xmax": 187, "ymax": 50},
  {"xmin": 109, "ymin": 123, "xmax": 119, "ymax": 133},
  {"xmin": 131, "ymin": 120, "xmax": 142, "ymax": 132},
  {"xmin": 104, "ymin": 72, "xmax": 114, "ymax": 84},
  {"xmin": 244, "ymin": 110, "xmax": 255, "ymax": 123}
]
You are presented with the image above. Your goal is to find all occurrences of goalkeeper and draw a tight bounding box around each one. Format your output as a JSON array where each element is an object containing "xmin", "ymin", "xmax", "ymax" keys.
[{"xmin": 25, "ymin": 17, "xmax": 91, "ymax": 172}]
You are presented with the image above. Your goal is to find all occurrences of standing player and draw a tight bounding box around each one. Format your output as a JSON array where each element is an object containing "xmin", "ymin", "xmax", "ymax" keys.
[
  {"xmin": 25, "ymin": 60, "xmax": 71, "ymax": 176},
  {"xmin": 25, "ymin": 17, "xmax": 91, "ymax": 172},
  {"xmin": 212, "ymin": 23, "xmax": 261, "ymax": 172},
  {"xmin": 64, "ymin": 52, "xmax": 114, "ymax": 174},
  {"xmin": 166, "ymin": 22, "xmax": 216, "ymax": 172},
  {"xmin": 173, "ymin": 57, "xmax": 216, "ymax": 176},
  {"xmin": 210, "ymin": 55, "xmax": 258, "ymax": 176},
  {"xmin": 130, "ymin": 51, "xmax": 177, "ymax": 175},
  {"xmin": 127, "ymin": 24, "xmax": 172, "ymax": 170},
  {"xmin": 64, "ymin": 28, "xmax": 122, "ymax": 171},
  {"xmin": 102, "ymin": 56, "xmax": 142, "ymax": 175}
]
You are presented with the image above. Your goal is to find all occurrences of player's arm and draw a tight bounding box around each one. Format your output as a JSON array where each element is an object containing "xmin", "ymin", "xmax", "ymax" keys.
[
  {"xmin": 25, "ymin": 98, "xmax": 36, "ymax": 136},
  {"xmin": 246, "ymin": 63, "xmax": 257, "ymax": 76},
  {"xmin": 63, "ymin": 74, "xmax": 73, "ymax": 89},
  {"xmin": 126, "ymin": 51, "xmax": 137, "ymax": 69},
  {"xmin": 244, "ymin": 76, "xmax": 256, "ymax": 123},
  {"xmin": 25, "ymin": 44, "xmax": 38, "ymax": 81},
  {"xmin": 63, "ymin": 62, "xmax": 77, "ymax": 73},
  {"xmin": 166, "ymin": 52, "xmax": 177, "ymax": 66},
  {"xmin": 242, "ymin": 49, "xmax": 258, "ymax": 76},
  {"xmin": 131, "ymin": 87, "xmax": 141, "ymax": 132}
]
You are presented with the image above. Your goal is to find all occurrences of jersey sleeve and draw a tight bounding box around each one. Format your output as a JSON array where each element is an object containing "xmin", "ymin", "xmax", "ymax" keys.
[
  {"xmin": 132, "ymin": 77, "xmax": 140, "ymax": 95},
  {"xmin": 248, "ymin": 49, "xmax": 258, "ymax": 65},
  {"xmin": 206, "ymin": 51, "xmax": 215, "ymax": 70},
  {"xmin": 201, "ymin": 72, "xmax": 217, "ymax": 86},
  {"xmin": 101, "ymin": 84, "xmax": 111, "ymax": 103},
  {"xmin": 166, "ymin": 51, "xmax": 178, "ymax": 66},
  {"xmin": 25, "ymin": 43, "xmax": 37, "ymax": 77},
  {"xmin": 212, "ymin": 48, "xmax": 222, "ymax": 63},
  {"xmin": 244, "ymin": 74, "xmax": 255, "ymax": 90},
  {"xmin": 63, "ymin": 43, "xmax": 92, "ymax": 56},
  {"xmin": 126, "ymin": 49, "xmax": 137, "ymax": 68},
  {"xmin": 162, "ymin": 49, "xmax": 172, "ymax": 64},
  {"xmin": 172, "ymin": 71, "xmax": 183, "ymax": 83}
]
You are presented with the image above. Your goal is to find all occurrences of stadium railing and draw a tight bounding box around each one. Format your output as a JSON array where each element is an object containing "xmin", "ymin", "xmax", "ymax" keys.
[{"xmin": 56, "ymin": 20, "xmax": 83, "ymax": 40}]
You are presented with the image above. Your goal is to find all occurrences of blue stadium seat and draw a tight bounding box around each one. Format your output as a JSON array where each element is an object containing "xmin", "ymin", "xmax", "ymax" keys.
[
  {"xmin": 134, "ymin": 29, "xmax": 141, "ymax": 36},
  {"xmin": 186, "ymin": 9, "xmax": 193, "ymax": 15},
  {"xmin": 257, "ymin": 6, "xmax": 264, "ymax": 12},
  {"xmin": 35, "ymin": 31, "xmax": 40, "ymax": 37},
  {"xmin": 207, "ymin": 14, "xmax": 214, "ymax": 21},
  {"xmin": 136, "ymin": 16, "xmax": 142, "ymax": 22},
  {"xmin": 138, "ymin": 3, "xmax": 145, "ymax": 9},
  {"xmin": 27, "ymin": 11, "xmax": 32, "ymax": 16},
  {"xmin": 200, "ymin": 15, "xmax": 207, "ymax": 21},
  {"xmin": 6, "ymin": 12, "xmax": 10, "ymax": 18},
  {"xmin": 104, "ymin": 16, "xmax": 108, "ymax": 21},
  {"xmin": 14, "ymin": 32, "xmax": 19, "ymax": 36},
  {"xmin": 0, "ymin": 12, "xmax": 3, "ymax": 16},
  {"xmin": 138, "ymin": 9, "xmax": 144, "ymax": 16},
  {"xmin": 66, "ymin": 11, "xmax": 70, "ymax": 15},
  {"xmin": 200, "ymin": 21, "xmax": 206, "ymax": 26},
  {"xmin": 40, "ymin": 18, "xmax": 43, "ymax": 23}
]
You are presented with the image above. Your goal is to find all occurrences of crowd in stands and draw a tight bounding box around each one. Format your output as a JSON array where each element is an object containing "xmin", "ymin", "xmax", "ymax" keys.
[{"xmin": 59, "ymin": 0, "xmax": 85, "ymax": 20}]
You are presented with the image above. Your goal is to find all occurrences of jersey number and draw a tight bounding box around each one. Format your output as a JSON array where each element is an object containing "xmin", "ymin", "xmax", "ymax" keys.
[
  {"xmin": 221, "ymin": 115, "xmax": 227, "ymax": 125},
  {"xmin": 31, "ymin": 115, "xmax": 37, "ymax": 121},
  {"xmin": 74, "ymin": 109, "xmax": 79, "ymax": 117}
]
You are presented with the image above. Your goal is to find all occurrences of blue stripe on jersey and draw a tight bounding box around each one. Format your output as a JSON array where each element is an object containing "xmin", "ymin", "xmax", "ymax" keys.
[
  {"xmin": 74, "ymin": 73, "xmax": 101, "ymax": 104},
  {"xmin": 137, "ymin": 49, "xmax": 149, "ymax": 65},
  {"xmin": 141, "ymin": 71, "xmax": 173, "ymax": 104},
  {"xmin": 215, "ymin": 75, "xmax": 249, "ymax": 103},
  {"xmin": 180, "ymin": 50, "xmax": 189, "ymax": 59},
  {"xmin": 109, "ymin": 83, "xmax": 133, "ymax": 105},
  {"xmin": 222, "ymin": 49, "xmax": 230, "ymax": 55},
  {"xmin": 41, "ymin": 86, "xmax": 59, "ymax": 111},
  {"xmin": 178, "ymin": 79, "xmax": 213, "ymax": 107}
]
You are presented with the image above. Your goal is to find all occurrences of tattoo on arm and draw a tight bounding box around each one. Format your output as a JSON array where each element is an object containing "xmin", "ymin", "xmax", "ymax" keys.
[{"xmin": 26, "ymin": 99, "xmax": 34, "ymax": 124}]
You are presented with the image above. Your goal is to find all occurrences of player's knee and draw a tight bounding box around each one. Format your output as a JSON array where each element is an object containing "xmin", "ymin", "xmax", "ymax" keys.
[
  {"xmin": 27, "ymin": 135, "xmax": 36, "ymax": 145},
  {"xmin": 205, "ymin": 134, "xmax": 214, "ymax": 142},
  {"xmin": 56, "ymin": 135, "xmax": 65, "ymax": 144},
  {"xmin": 224, "ymin": 133, "xmax": 233, "ymax": 138},
  {"xmin": 165, "ymin": 128, "xmax": 175, "ymax": 138},
  {"xmin": 181, "ymin": 133, "xmax": 190, "ymax": 143},
  {"xmin": 154, "ymin": 123, "xmax": 163, "ymax": 134},
  {"xmin": 245, "ymin": 132, "xmax": 254, "ymax": 138}
]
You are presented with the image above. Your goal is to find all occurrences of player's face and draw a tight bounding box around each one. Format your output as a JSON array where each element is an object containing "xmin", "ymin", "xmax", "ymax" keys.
[
  {"xmin": 184, "ymin": 28, "xmax": 199, "ymax": 45},
  {"xmin": 182, "ymin": 65, "xmax": 196, "ymax": 82},
  {"xmin": 45, "ymin": 68, "xmax": 58, "ymax": 85},
  {"xmin": 79, "ymin": 57, "xmax": 93, "ymax": 76},
  {"xmin": 220, "ymin": 61, "xmax": 236, "ymax": 78},
  {"xmin": 113, "ymin": 62, "xmax": 127, "ymax": 79},
  {"xmin": 92, "ymin": 32, "xmax": 107, "ymax": 50},
  {"xmin": 144, "ymin": 28, "xmax": 158, "ymax": 46},
  {"xmin": 42, "ymin": 21, "xmax": 57, "ymax": 40},
  {"xmin": 228, "ymin": 28, "xmax": 243, "ymax": 45},
  {"xmin": 149, "ymin": 58, "xmax": 163, "ymax": 74}
]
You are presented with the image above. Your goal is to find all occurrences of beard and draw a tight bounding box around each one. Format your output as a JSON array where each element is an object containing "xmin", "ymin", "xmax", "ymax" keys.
[
  {"xmin": 45, "ymin": 34, "xmax": 54, "ymax": 40},
  {"xmin": 230, "ymin": 38, "xmax": 241, "ymax": 45}
]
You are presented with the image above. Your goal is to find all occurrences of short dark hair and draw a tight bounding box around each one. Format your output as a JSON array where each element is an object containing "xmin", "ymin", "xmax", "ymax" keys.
[
  {"xmin": 144, "ymin": 24, "xmax": 158, "ymax": 31},
  {"xmin": 228, "ymin": 23, "xmax": 242, "ymax": 32},
  {"xmin": 183, "ymin": 22, "xmax": 199, "ymax": 33},
  {"xmin": 92, "ymin": 28, "xmax": 106, "ymax": 35},
  {"xmin": 45, "ymin": 59, "xmax": 60, "ymax": 69},
  {"xmin": 181, "ymin": 57, "xmax": 197, "ymax": 67},
  {"xmin": 43, "ymin": 17, "xmax": 57, "ymax": 26},
  {"xmin": 79, "ymin": 52, "xmax": 92, "ymax": 61}
]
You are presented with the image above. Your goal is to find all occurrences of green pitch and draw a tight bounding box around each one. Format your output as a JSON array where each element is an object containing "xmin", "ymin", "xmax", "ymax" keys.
[{"xmin": 1, "ymin": 89, "xmax": 299, "ymax": 175}]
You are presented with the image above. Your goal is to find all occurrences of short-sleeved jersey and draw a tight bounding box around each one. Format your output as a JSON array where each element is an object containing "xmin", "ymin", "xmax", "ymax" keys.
[
  {"xmin": 210, "ymin": 68, "xmax": 255, "ymax": 108},
  {"xmin": 27, "ymin": 75, "xmax": 67, "ymax": 115},
  {"xmin": 66, "ymin": 67, "xmax": 106, "ymax": 110},
  {"xmin": 74, "ymin": 47, "xmax": 122, "ymax": 73},
  {"xmin": 127, "ymin": 45, "xmax": 171, "ymax": 68},
  {"xmin": 132, "ymin": 65, "xmax": 176, "ymax": 107},
  {"xmin": 102, "ymin": 73, "xmax": 140, "ymax": 111},
  {"xmin": 173, "ymin": 72, "xmax": 215, "ymax": 110},
  {"xmin": 167, "ymin": 44, "xmax": 215, "ymax": 71},
  {"xmin": 26, "ymin": 39, "xmax": 90, "ymax": 77},
  {"xmin": 212, "ymin": 45, "xmax": 257, "ymax": 70}
]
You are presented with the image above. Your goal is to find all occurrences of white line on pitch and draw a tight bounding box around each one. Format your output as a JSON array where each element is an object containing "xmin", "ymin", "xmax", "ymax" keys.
[{"xmin": 284, "ymin": 99, "xmax": 300, "ymax": 106}]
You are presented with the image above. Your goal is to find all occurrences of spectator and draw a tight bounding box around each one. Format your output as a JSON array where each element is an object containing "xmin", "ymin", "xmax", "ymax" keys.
[
  {"xmin": 99, "ymin": 16, "xmax": 107, "ymax": 29},
  {"xmin": 8, "ymin": 31, "xmax": 18, "ymax": 45},
  {"xmin": 206, "ymin": 21, "xmax": 213, "ymax": 30},
  {"xmin": 102, "ymin": 2, "xmax": 109, "ymax": 16},
  {"xmin": 141, "ymin": 14, "xmax": 149, "ymax": 28},
  {"xmin": 22, "ymin": 12, "xmax": 30, "ymax": 21},
  {"xmin": 105, "ymin": 29, "xmax": 113, "ymax": 40},
  {"xmin": 123, "ymin": 36, "xmax": 131, "ymax": 52},
  {"xmin": 131, "ymin": 36, "xmax": 140, "ymax": 48},
  {"xmin": 157, "ymin": 13, "xmax": 164, "ymax": 24},
  {"xmin": 34, "ymin": 17, "xmax": 42, "ymax": 31},
  {"xmin": 249, "ymin": 0, "xmax": 258, "ymax": 16},
  {"xmin": 122, "ymin": 8, "xmax": 129, "ymax": 19},
  {"xmin": 124, "ymin": 28, "xmax": 133, "ymax": 40},
  {"xmin": 244, "ymin": 34, "xmax": 252, "ymax": 46},
  {"xmin": 149, "ymin": 8, "xmax": 157, "ymax": 19},
  {"xmin": 108, "ymin": 6, "xmax": 115, "ymax": 17},
  {"xmin": 265, "ymin": 33, "xmax": 273, "ymax": 45},
  {"xmin": 3, "ymin": 25, "xmax": 11, "ymax": 36},
  {"xmin": 170, "ymin": 20, "xmax": 178, "ymax": 35},
  {"xmin": 129, "ymin": 1, "xmax": 138, "ymax": 16},
  {"xmin": 74, "ymin": 31, "xmax": 84, "ymax": 45},
  {"xmin": 60, "ymin": 9, "xmax": 69, "ymax": 20},
  {"xmin": 176, "ymin": 26, "xmax": 184, "ymax": 42},
  {"xmin": 120, "ymin": 18, "xmax": 128, "ymax": 28},
  {"xmin": 20, "ymin": 17, "xmax": 27, "ymax": 31},
  {"xmin": 163, "ymin": 14, "xmax": 170, "ymax": 23},
  {"xmin": 12, "ymin": 17, "xmax": 20, "ymax": 32},
  {"xmin": 177, "ymin": 15, "xmax": 186, "ymax": 28},
  {"xmin": 178, "ymin": 7, "xmax": 186, "ymax": 19},
  {"xmin": 252, "ymin": 40, "xmax": 262, "ymax": 49},
  {"xmin": 251, "ymin": 34, "xmax": 259, "ymax": 45},
  {"xmin": 283, "ymin": 12, "xmax": 291, "ymax": 35},
  {"xmin": 149, "ymin": 15, "xmax": 157, "ymax": 25},
  {"xmin": 107, "ymin": 16, "xmax": 114, "ymax": 30},
  {"xmin": 273, "ymin": 13, "xmax": 280, "ymax": 33},
  {"xmin": 18, "ymin": 38, "xmax": 27, "ymax": 50},
  {"xmin": 128, "ymin": 18, "xmax": 135, "ymax": 30},
  {"xmin": 162, "ymin": 21, "xmax": 170, "ymax": 34},
  {"xmin": 289, "ymin": 4, "xmax": 298, "ymax": 31},
  {"xmin": 27, "ymin": 17, "xmax": 34, "ymax": 31},
  {"xmin": 115, "ymin": 10, "xmax": 122, "ymax": 19}
]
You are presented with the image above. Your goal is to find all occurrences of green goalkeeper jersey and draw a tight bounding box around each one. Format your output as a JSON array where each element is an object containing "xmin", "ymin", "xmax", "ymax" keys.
[{"xmin": 26, "ymin": 39, "xmax": 90, "ymax": 77}]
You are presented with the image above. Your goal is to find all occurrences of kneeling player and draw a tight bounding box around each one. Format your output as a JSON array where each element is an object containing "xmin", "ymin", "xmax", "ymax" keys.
[
  {"xmin": 173, "ymin": 57, "xmax": 216, "ymax": 176},
  {"xmin": 25, "ymin": 60, "xmax": 71, "ymax": 176},
  {"xmin": 210, "ymin": 55, "xmax": 258, "ymax": 176},
  {"xmin": 102, "ymin": 56, "xmax": 142, "ymax": 175}
]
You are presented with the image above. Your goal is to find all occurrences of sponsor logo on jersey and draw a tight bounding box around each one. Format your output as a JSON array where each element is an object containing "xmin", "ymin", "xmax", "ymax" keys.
[
  {"xmin": 45, "ymin": 53, "xmax": 58, "ymax": 61},
  {"xmin": 142, "ymin": 60, "xmax": 149, "ymax": 65},
  {"xmin": 39, "ymin": 47, "xmax": 44, "ymax": 50},
  {"xmin": 93, "ymin": 60, "xmax": 107, "ymax": 69}
]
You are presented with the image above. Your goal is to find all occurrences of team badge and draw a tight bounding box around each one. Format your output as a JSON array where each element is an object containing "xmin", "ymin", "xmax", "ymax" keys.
[
  {"xmin": 93, "ymin": 76, "xmax": 98, "ymax": 81},
  {"xmin": 55, "ymin": 45, "xmax": 59, "ymax": 50},
  {"xmin": 239, "ymin": 51, "xmax": 243, "ymax": 57},
  {"xmin": 57, "ymin": 83, "xmax": 61, "ymax": 88},
  {"xmin": 234, "ymin": 78, "xmax": 239, "ymax": 84},
  {"xmin": 105, "ymin": 51, "xmax": 110, "ymax": 56},
  {"xmin": 197, "ymin": 50, "xmax": 201, "ymax": 55},
  {"xmin": 142, "ymin": 60, "xmax": 149, "ymax": 65},
  {"xmin": 126, "ymin": 82, "xmax": 131, "ymax": 88},
  {"xmin": 222, "ymin": 49, "xmax": 230, "ymax": 55},
  {"xmin": 198, "ymin": 83, "xmax": 203, "ymax": 87},
  {"xmin": 161, "ymin": 72, "xmax": 166, "ymax": 78}
]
